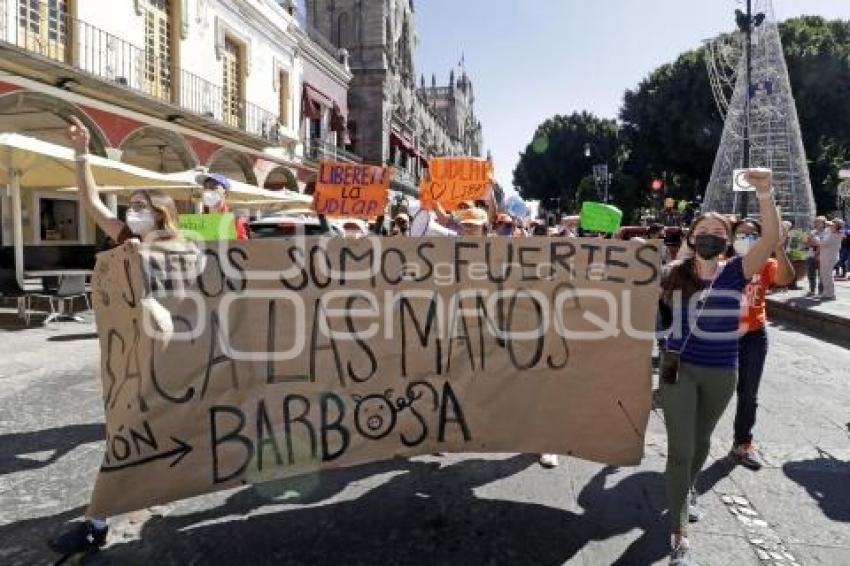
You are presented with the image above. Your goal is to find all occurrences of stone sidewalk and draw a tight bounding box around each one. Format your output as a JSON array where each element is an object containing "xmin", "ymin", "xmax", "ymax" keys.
[{"xmin": 766, "ymin": 278, "xmax": 850, "ymax": 346}]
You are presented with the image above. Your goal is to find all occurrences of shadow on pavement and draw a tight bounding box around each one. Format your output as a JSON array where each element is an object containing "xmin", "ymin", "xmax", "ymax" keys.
[
  {"xmin": 0, "ymin": 505, "xmax": 88, "ymax": 566},
  {"xmin": 694, "ymin": 456, "xmax": 736, "ymax": 496},
  {"xmin": 87, "ymin": 458, "xmax": 670, "ymax": 565},
  {"xmin": 783, "ymin": 452, "xmax": 850, "ymax": 523},
  {"xmin": 0, "ymin": 424, "xmax": 104, "ymax": 476},
  {"xmin": 46, "ymin": 333, "xmax": 98, "ymax": 342}
]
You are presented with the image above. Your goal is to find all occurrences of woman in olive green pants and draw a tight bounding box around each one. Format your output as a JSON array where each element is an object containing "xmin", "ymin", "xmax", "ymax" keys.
[
  {"xmin": 660, "ymin": 169, "xmax": 782, "ymax": 566},
  {"xmin": 661, "ymin": 363, "xmax": 736, "ymax": 535}
]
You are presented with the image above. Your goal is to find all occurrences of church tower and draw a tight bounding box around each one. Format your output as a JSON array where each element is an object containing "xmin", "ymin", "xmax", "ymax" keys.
[{"xmin": 305, "ymin": 0, "xmax": 418, "ymax": 164}]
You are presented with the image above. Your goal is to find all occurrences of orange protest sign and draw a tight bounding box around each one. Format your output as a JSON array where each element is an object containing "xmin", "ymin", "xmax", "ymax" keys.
[
  {"xmin": 312, "ymin": 161, "xmax": 391, "ymax": 218},
  {"xmin": 420, "ymin": 157, "xmax": 493, "ymax": 211}
]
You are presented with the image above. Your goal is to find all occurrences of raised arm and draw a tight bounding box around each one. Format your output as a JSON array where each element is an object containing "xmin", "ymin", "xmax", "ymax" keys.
[
  {"xmin": 773, "ymin": 227, "xmax": 796, "ymax": 287},
  {"xmin": 67, "ymin": 117, "xmax": 125, "ymax": 240},
  {"xmin": 742, "ymin": 169, "xmax": 782, "ymax": 279}
]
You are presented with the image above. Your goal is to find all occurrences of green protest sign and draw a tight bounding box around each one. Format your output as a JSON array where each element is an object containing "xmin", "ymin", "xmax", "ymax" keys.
[
  {"xmin": 179, "ymin": 213, "xmax": 237, "ymax": 241},
  {"xmin": 786, "ymin": 229, "xmax": 809, "ymax": 261},
  {"xmin": 580, "ymin": 202, "xmax": 623, "ymax": 234}
]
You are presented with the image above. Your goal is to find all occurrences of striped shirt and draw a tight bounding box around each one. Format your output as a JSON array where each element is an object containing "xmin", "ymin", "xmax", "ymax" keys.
[{"xmin": 667, "ymin": 257, "xmax": 747, "ymax": 369}]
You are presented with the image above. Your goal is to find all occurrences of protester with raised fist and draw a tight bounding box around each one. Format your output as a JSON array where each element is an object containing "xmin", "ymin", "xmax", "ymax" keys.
[
  {"xmin": 46, "ymin": 117, "xmax": 182, "ymax": 559},
  {"xmin": 659, "ymin": 168, "xmax": 781, "ymax": 566}
]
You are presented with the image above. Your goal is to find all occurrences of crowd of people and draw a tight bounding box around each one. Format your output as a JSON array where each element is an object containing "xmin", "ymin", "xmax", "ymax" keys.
[
  {"xmin": 48, "ymin": 121, "xmax": 844, "ymax": 566},
  {"xmin": 801, "ymin": 215, "xmax": 848, "ymax": 300}
]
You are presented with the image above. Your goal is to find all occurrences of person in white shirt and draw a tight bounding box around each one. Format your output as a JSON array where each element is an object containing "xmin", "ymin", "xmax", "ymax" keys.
[{"xmin": 812, "ymin": 220, "xmax": 844, "ymax": 300}]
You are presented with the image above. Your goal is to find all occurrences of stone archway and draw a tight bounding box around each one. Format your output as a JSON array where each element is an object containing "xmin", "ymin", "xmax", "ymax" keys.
[
  {"xmin": 0, "ymin": 92, "xmax": 109, "ymax": 248},
  {"xmin": 120, "ymin": 126, "xmax": 197, "ymax": 173},
  {"xmin": 208, "ymin": 148, "xmax": 257, "ymax": 185},
  {"xmin": 0, "ymin": 91, "xmax": 109, "ymax": 155}
]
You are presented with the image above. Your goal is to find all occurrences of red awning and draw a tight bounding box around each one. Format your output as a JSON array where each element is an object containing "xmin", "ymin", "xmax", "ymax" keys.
[
  {"xmin": 391, "ymin": 131, "xmax": 429, "ymax": 160},
  {"xmin": 391, "ymin": 131, "xmax": 415, "ymax": 153},
  {"xmin": 301, "ymin": 83, "xmax": 333, "ymax": 120},
  {"xmin": 331, "ymin": 103, "xmax": 347, "ymax": 133}
]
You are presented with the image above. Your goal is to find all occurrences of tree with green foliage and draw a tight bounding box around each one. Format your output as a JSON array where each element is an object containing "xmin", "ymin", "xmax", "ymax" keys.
[
  {"xmin": 620, "ymin": 16, "xmax": 850, "ymax": 216},
  {"xmin": 619, "ymin": 47, "xmax": 722, "ymax": 210},
  {"xmin": 514, "ymin": 16, "xmax": 850, "ymax": 223},
  {"xmin": 513, "ymin": 112, "xmax": 620, "ymax": 214},
  {"xmin": 780, "ymin": 16, "xmax": 850, "ymax": 213}
]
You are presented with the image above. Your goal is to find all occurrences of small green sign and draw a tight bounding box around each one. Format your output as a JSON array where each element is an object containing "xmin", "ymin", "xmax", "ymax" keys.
[
  {"xmin": 179, "ymin": 213, "xmax": 237, "ymax": 241},
  {"xmin": 580, "ymin": 202, "xmax": 623, "ymax": 234}
]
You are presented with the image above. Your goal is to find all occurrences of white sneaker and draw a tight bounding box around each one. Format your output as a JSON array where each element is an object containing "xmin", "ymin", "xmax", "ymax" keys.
[
  {"xmin": 539, "ymin": 454, "xmax": 559, "ymax": 468},
  {"xmin": 688, "ymin": 488, "xmax": 704, "ymax": 523},
  {"xmin": 670, "ymin": 538, "xmax": 695, "ymax": 565}
]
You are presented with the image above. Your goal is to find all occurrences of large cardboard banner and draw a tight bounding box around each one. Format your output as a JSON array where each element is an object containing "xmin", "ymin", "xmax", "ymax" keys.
[
  {"xmin": 420, "ymin": 157, "xmax": 494, "ymax": 211},
  {"xmin": 87, "ymin": 237, "xmax": 661, "ymax": 517},
  {"xmin": 312, "ymin": 161, "xmax": 390, "ymax": 218}
]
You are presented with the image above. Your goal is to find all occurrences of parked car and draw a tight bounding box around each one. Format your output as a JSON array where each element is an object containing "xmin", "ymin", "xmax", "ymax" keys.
[{"xmin": 248, "ymin": 214, "xmax": 342, "ymax": 239}]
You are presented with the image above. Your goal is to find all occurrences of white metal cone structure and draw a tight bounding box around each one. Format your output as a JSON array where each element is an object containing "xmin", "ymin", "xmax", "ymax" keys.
[{"xmin": 704, "ymin": 0, "xmax": 816, "ymax": 229}]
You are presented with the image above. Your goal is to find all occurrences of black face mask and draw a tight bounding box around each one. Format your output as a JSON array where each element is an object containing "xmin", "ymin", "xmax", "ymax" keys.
[{"xmin": 693, "ymin": 235, "xmax": 728, "ymax": 260}]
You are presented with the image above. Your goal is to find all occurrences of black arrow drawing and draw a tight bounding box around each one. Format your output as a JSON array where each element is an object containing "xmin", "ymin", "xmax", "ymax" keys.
[{"xmin": 100, "ymin": 437, "xmax": 192, "ymax": 473}]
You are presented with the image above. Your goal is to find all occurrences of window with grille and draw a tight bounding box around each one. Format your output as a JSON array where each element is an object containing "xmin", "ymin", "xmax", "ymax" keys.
[
  {"xmin": 279, "ymin": 70, "xmax": 290, "ymax": 129},
  {"xmin": 222, "ymin": 37, "xmax": 243, "ymax": 127},
  {"xmin": 17, "ymin": 0, "xmax": 70, "ymax": 62},
  {"xmin": 143, "ymin": 0, "xmax": 172, "ymax": 100}
]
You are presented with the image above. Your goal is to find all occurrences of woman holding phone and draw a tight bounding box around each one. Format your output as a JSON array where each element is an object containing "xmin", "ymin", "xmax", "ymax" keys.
[{"xmin": 659, "ymin": 169, "xmax": 781, "ymax": 566}]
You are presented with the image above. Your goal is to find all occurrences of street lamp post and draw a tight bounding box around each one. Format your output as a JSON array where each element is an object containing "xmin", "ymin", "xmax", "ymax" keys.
[
  {"xmin": 585, "ymin": 142, "xmax": 611, "ymax": 203},
  {"xmin": 736, "ymin": 0, "xmax": 766, "ymax": 218},
  {"xmin": 592, "ymin": 164, "xmax": 610, "ymax": 202}
]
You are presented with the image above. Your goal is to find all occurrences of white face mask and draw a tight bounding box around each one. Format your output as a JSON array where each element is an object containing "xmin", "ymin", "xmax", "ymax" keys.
[
  {"xmin": 733, "ymin": 235, "xmax": 757, "ymax": 257},
  {"xmin": 126, "ymin": 209, "xmax": 156, "ymax": 236},
  {"xmin": 203, "ymin": 190, "xmax": 223, "ymax": 209}
]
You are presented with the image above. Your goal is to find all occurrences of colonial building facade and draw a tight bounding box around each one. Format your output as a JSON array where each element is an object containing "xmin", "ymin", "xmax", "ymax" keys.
[
  {"xmin": 0, "ymin": 0, "xmax": 351, "ymax": 264},
  {"xmin": 304, "ymin": 0, "xmax": 484, "ymax": 194}
]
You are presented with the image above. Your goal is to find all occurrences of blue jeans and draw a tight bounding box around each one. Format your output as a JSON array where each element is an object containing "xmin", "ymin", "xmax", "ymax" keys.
[
  {"xmin": 734, "ymin": 327, "xmax": 769, "ymax": 446},
  {"xmin": 839, "ymin": 247, "xmax": 850, "ymax": 276}
]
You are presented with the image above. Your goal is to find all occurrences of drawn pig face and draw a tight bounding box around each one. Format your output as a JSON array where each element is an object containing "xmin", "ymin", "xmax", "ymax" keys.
[{"xmin": 352, "ymin": 391, "xmax": 397, "ymax": 440}]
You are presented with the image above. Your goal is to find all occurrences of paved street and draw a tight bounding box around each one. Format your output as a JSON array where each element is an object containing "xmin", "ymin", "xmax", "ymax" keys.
[{"xmin": 0, "ymin": 309, "xmax": 848, "ymax": 565}]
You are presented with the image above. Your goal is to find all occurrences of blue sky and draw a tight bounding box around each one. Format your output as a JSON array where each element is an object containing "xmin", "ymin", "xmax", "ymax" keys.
[
  {"xmin": 297, "ymin": 1, "xmax": 850, "ymax": 189},
  {"xmin": 413, "ymin": 0, "xmax": 850, "ymax": 190}
]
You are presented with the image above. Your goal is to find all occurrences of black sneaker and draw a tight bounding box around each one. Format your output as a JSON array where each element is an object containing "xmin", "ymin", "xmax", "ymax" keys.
[
  {"xmin": 730, "ymin": 443, "xmax": 763, "ymax": 471},
  {"xmin": 47, "ymin": 520, "xmax": 108, "ymax": 556},
  {"xmin": 688, "ymin": 488, "xmax": 704, "ymax": 523}
]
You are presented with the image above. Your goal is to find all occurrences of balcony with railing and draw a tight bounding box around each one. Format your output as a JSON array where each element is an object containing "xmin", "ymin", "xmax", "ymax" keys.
[
  {"xmin": 303, "ymin": 137, "xmax": 362, "ymax": 164},
  {"xmin": 0, "ymin": 4, "xmax": 282, "ymax": 144}
]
